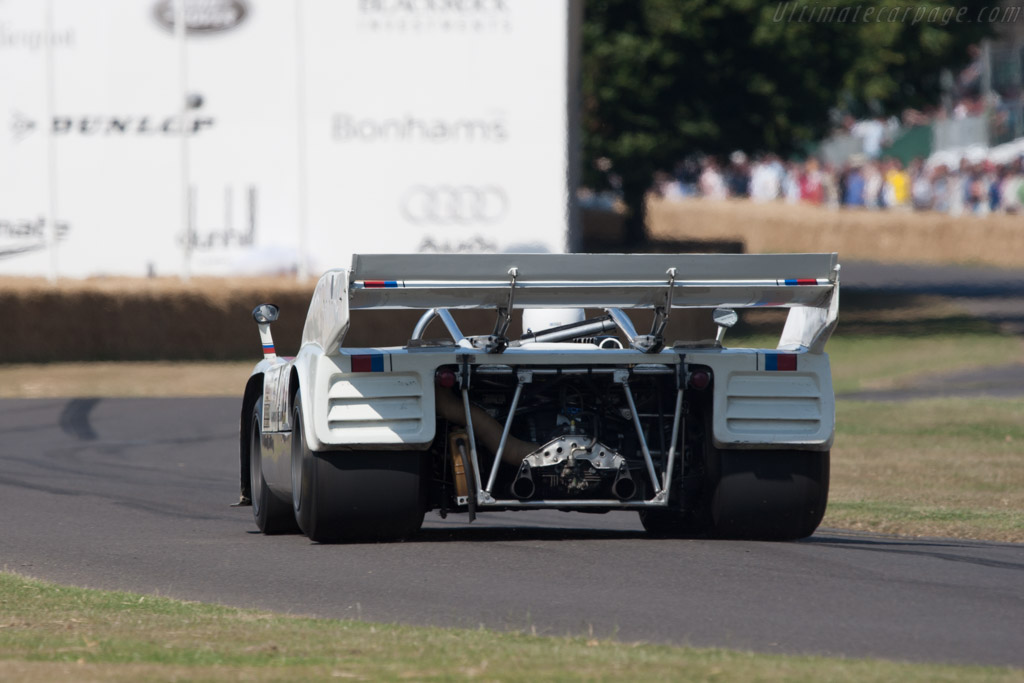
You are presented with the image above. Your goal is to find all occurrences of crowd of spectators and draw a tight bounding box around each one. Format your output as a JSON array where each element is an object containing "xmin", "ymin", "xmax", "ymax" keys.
[
  {"xmin": 637, "ymin": 42, "xmax": 1024, "ymax": 217},
  {"xmin": 652, "ymin": 151, "xmax": 1024, "ymax": 216}
]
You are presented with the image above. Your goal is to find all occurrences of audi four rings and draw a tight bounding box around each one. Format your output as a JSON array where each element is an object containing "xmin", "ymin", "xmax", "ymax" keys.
[{"xmin": 400, "ymin": 185, "xmax": 508, "ymax": 224}]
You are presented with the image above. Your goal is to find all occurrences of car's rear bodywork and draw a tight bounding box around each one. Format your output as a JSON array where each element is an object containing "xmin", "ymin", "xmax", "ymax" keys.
[{"xmin": 238, "ymin": 252, "xmax": 839, "ymax": 541}]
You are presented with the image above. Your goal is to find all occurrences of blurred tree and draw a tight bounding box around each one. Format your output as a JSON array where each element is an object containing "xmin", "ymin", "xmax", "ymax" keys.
[{"xmin": 581, "ymin": 0, "xmax": 993, "ymax": 243}]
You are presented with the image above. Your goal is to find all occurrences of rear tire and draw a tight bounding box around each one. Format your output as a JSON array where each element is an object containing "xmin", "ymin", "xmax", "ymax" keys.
[
  {"xmin": 291, "ymin": 394, "xmax": 425, "ymax": 543},
  {"xmin": 708, "ymin": 445, "xmax": 830, "ymax": 541},
  {"xmin": 639, "ymin": 508, "xmax": 694, "ymax": 537},
  {"xmin": 250, "ymin": 401, "xmax": 300, "ymax": 534}
]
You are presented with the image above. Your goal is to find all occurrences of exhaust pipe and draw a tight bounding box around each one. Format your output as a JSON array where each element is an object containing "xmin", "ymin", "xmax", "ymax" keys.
[
  {"xmin": 611, "ymin": 465, "xmax": 636, "ymax": 501},
  {"xmin": 511, "ymin": 461, "xmax": 535, "ymax": 499}
]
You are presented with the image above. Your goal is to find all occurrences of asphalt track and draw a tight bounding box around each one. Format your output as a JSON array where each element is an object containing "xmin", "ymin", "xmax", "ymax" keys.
[
  {"xmin": 1, "ymin": 396, "xmax": 1022, "ymax": 667},
  {"xmin": 841, "ymin": 259, "xmax": 1024, "ymax": 334}
]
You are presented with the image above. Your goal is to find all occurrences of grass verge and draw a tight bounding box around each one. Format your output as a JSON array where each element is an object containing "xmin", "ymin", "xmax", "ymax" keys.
[
  {"xmin": 1, "ymin": 331, "xmax": 1021, "ymax": 399},
  {"xmin": 0, "ymin": 572, "xmax": 1019, "ymax": 682},
  {"xmin": 827, "ymin": 333, "xmax": 1023, "ymax": 395},
  {"xmin": 826, "ymin": 398, "xmax": 1024, "ymax": 542},
  {"xmin": 729, "ymin": 331, "xmax": 1023, "ymax": 395}
]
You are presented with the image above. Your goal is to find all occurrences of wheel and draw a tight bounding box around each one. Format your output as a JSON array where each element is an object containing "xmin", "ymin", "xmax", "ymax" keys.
[
  {"xmin": 641, "ymin": 410, "xmax": 829, "ymax": 541},
  {"xmin": 638, "ymin": 472, "xmax": 707, "ymax": 537},
  {"xmin": 291, "ymin": 394, "xmax": 426, "ymax": 543},
  {"xmin": 250, "ymin": 400, "xmax": 300, "ymax": 534},
  {"xmin": 638, "ymin": 419, "xmax": 704, "ymax": 538},
  {"xmin": 639, "ymin": 508, "xmax": 691, "ymax": 537},
  {"xmin": 707, "ymin": 445, "xmax": 830, "ymax": 541}
]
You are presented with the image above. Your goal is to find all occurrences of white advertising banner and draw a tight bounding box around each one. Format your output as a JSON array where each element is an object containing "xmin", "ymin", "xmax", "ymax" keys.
[{"xmin": 0, "ymin": 0, "xmax": 575, "ymax": 278}]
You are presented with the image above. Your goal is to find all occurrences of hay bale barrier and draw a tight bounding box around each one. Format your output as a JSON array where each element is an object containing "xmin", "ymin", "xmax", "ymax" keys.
[
  {"xmin": 646, "ymin": 197, "xmax": 1024, "ymax": 268},
  {"xmin": 0, "ymin": 276, "xmax": 713, "ymax": 363},
  {"xmin": 19, "ymin": 198, "xmax": 1014, "ymax": 364},
  {"xmin": 1, "ymin": 277, "xmax": 313, "ymax": 363}
]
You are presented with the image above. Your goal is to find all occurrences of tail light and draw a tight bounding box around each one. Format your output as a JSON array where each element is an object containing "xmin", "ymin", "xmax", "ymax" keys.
[
  {"xmin": 435, "ymin": 368, "xmax": 457, "ymax": 388},
  {"xmin": 688, "ymin": 369, "xmax": 711, "ymax": 390}
]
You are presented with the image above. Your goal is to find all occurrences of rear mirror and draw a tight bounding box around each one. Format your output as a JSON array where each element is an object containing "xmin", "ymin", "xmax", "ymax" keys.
[
  {"xmin": 712, "ymin": 308, "xmax": 738, "ymax": 329},
  {"xmin": 252, "ymin": 303, "xmax": 279, "ymax": 325}
]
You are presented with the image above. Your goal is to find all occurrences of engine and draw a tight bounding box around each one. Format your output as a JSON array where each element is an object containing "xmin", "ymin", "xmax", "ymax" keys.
[
  {"xmin": 442, "ymin": 367, "xmax": 680, "ymax": 502},
  {"xmin": 511, "ymin": 433, "xmax": 636, "ymax": 501}
]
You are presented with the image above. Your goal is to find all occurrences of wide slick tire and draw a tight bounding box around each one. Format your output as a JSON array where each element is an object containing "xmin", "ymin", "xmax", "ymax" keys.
[
  {"xmin": 250, "ymin": 401, "xmax": 300, "ymax": 534},
  {"xmin": 291, "ymin": 396, "xmax": 425, "ymax": 543},
  {"xmin": 638, "ymin": 508, "xmax": 695, "ymax": 538},
  {"xmin": 709, "ymin": 447, "xmax": 830, "ymax": 541}
]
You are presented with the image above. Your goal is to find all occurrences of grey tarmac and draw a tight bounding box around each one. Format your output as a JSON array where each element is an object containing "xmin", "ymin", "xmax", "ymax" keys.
[
  {"xmin": 0, "ymin": 396, "xmax": 1022, "ymax": 668},
  {"xmin": 842, "ymin": 259, "xmax": 1024, "ymax": 333}
]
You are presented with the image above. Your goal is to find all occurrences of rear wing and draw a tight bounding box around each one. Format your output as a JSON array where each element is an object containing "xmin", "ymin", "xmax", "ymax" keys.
[
  {"xmin": 349, "ymin": 253, "xmax": 837, "ymax": 310},
  {"xmin": 302, "ymin": 253, "xmax": 840, "ymax": 354}
]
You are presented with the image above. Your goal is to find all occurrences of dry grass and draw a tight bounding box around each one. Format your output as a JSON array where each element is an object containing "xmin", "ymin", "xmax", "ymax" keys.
[
  {"xmin": 729, "ymin": 330, "xmax": 1024, "ymax": 395},
  {"xmin": 646, "ymin": 197, "xmax": 1024, "ymax": 267},
  {"xmin": 827, "ymin": 399, "xmax": 1024, "ymax": 542},
  {"xmin": 1, "ymin": 573, "xmax": 1018, "ymax": 682},
  {"xmin": 0, "ymin": 361, "xmax": 253, "ymax": 398}
]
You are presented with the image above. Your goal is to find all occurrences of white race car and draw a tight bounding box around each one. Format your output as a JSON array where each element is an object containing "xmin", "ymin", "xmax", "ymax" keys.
[{"xmin": 237, "ymin": 253, "xmax": 839, "ymax": 542}]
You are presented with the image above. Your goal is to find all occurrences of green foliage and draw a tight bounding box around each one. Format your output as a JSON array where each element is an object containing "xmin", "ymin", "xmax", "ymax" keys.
[{"xmin": 581, "ymin": 0, "xmax": 992, "ymax": 237}]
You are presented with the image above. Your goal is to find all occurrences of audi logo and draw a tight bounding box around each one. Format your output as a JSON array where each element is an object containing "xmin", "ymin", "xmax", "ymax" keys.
[{"xmin": 401, "ymin": 185, "xmax": 508, "ymax": 225}]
